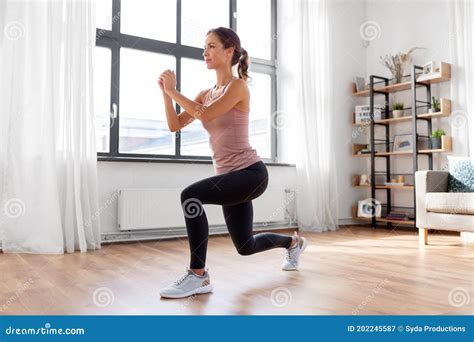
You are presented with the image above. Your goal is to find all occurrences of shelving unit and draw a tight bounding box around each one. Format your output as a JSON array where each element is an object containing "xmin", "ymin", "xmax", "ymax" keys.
[{"xmin": 351, "ymin": 63, "xmax": 452, "ymax": 228}]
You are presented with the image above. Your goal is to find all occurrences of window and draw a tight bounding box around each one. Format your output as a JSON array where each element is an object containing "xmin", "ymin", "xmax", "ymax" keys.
[
  {"xmin": 119, "ymin": 48, "xmax": 176, "ymax": 155},
  {"xmin": 95, "ymin": 0, "xmax": 112, "ymax": 31},
  {"xmin": 180, "ymin": 57, "xmax": 214, "ymax": 156},
  {"xmin": 121, "ymin": 0, "xmax": 176, "ymax": 43},
  {"xmin": 248, "ymin": 73, "xmax": 272, "ymax": 158},
  {"xmin": 181, "ymin": 0, "xmax": 228, "ymax": 48},
  {"xmin": 237, "ymin": 0, "xmax": 272, "ymax": 60},
  {"xmin": 95, "ymin": 0, "xmax": 277, "ymax": 162},
  {"xmin": 94, "ymin": 47, "xmax": 111, "ymax": 153}
]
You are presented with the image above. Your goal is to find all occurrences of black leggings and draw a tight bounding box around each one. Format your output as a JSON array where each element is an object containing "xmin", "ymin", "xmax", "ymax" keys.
[{"xmin": 180, "ymin": 161, "xmax": 293, "ymax": 269}]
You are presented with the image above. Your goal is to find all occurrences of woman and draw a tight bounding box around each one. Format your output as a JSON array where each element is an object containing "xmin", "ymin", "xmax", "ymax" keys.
[{"xmin": 158, "ymin": 27, "xmax": 307, "ymax": 299}]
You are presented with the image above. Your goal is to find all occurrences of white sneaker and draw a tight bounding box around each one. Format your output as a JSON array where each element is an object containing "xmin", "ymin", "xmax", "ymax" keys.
[
  {"xmin": 159, "ymin": 268, "xmax": 213, "ymax": 299},
  {"xmin": 281, "ymin": 234, "xmax": 308, "ymax": 271}
]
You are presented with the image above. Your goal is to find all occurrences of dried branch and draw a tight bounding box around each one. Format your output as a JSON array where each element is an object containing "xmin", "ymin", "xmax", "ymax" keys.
[{"xmin": 379, "ymin": 47, "xmax": 426, "ymax": 83}]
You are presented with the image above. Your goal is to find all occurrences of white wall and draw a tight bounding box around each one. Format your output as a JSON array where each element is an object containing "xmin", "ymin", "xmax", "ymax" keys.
[{"xmin": 329, "ymin": 0, "xmax": 368, "ymax": 222}]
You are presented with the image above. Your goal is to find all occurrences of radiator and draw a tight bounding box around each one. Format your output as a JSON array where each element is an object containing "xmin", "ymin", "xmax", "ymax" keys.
[{"xmin": 117, "ymin": 188, "xmax": 290, "ymax": 231}]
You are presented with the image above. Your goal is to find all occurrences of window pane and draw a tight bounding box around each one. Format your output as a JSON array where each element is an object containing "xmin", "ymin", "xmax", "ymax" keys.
[
  {"xmin": 237, "ymin": 0, "xmax": 271, "ymax": 60},
  {"xmin": 94, "ymin": 47, "xmax": 111, "ymax": 153},
  {"xmin": 248, "ymin": 73, "xmax": 271, "ymax": 158},
  {"xmin": 121, "ymin": 0, "xmax": 176, "ymax": 42},
  {"xmin": 180, "ymin": 58, "xmax": 215, "ymax": 157},
  {"xmin": 96, "ymin": 0, "xmax": 112, "ymax": 30},
  {"xmin": 119, "ymin": 48, "xmax": 176, "ymax": 155},
  {"xmin": 181, "ymin": 0, "xmax": 229, "ymax": 48}
]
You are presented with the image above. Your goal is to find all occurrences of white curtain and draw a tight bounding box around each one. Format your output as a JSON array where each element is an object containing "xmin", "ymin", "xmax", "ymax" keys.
[
  {"xmin": 448, "ymin": 0, "xmax": 474, "ymax": 157},
  {"xmin": 0, "ymin": 0, "xmax": 101, "ymax": 253},
  {"xmin": 278, "ymin": 0, "xmax": 338, "ymax": 232}
]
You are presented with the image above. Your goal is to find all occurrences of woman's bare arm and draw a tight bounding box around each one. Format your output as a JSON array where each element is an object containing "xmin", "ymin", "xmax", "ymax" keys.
[
  {"xmin": 163, "ymin": 90, "xmax": 208, "ymax": 133},
  {"xmin": 167, "ymin": 79, "xmax": 247, "ymax": 123}
]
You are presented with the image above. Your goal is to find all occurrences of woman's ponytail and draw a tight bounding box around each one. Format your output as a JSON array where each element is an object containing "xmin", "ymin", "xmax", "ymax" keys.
[{"xmin": 237, "ymin": 48, "xmax": 249, "ymax": 81}]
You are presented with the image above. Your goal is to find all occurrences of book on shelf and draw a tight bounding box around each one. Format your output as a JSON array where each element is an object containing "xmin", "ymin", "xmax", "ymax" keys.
[
  {"xmin": 386, "ymin": 217, "xmax": 409, "ymax": 221},
  {"xmin": 384, "ymin": 182, "xmax": 408, "ymax": 186},
  {"xmin": 386, "ymin": 211, "xmax": 410, "ymax": 220},
  {"xmin": 386, "ymin": 210, "xmax": 414, "ymax": 221}
]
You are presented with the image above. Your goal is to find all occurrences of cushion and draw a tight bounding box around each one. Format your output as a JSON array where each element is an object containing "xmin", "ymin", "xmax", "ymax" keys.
[
  {"xmin": 426, "ymin": 192, "xmax": 474, "ymax": 215},
  {"xmin": 447, "ymin": 156, "xmax": 474, "ymax": 192}
]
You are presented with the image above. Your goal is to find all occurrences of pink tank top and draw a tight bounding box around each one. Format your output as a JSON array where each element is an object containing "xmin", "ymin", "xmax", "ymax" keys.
[{"xmin": 201, "ymin": 76, "xmax": 262, "ymax": 174}]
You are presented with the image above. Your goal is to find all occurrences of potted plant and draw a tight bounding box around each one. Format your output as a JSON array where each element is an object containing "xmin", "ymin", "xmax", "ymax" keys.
[
  {"xmin": 392, "ymin": 102, "xmax": 404, "ymax": 118},
  {"xmin": 430, "ymin": 129, "xmax": 445, "ymax": 149},
  {"xmin": 429, "ymin": 96, "xmax": 441, "ymax": 113}
]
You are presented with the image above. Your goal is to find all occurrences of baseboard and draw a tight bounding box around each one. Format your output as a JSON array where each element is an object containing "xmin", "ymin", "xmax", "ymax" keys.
[
  {"xmin": 102, "ymin": 221, "xmax": 298, "ymax": 244},
  {"xmin": 0, "ymin": 219, "xmax": 369, "ymax": 251},
  {"xmin": 338, "ymin": 218, "xmax": 367, "ymax": 226}
]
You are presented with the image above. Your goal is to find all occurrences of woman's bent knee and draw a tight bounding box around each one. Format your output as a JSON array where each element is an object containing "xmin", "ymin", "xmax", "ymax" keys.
[
  {"xmin": 236, "ymin": 245, "xmax": 254, "ymax": 256},
  {"xmin": 180, "ymin": 186, "xmax": 199, "ymax": 203}
]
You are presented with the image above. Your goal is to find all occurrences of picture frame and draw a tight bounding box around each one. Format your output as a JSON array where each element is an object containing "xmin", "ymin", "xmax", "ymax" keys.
[
  {"xmin": 422, "ymin": 61, "xmax": 433, "ymax": 75},
  {"xmin": 393, "ymin": 134, "xmax": 413, "ymax": 152},
  {"xmin": 417, "ymin": 61, "xmax": 442, "ymax": 82},
  {"xmin": 357, "ymin": 198, "xmax": 382, "ymax": 218},
  {"xmin": 355, "ymin": 76, "xmax": 366, "ymax": 92},
  {"xmin": 359, "ymin": 174, "xmax": 370, "ymax": 186}
]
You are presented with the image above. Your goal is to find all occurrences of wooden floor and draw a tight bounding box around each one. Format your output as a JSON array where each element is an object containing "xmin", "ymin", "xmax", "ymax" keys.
[{"xmin": 1, "ymin": 226, "xmax": 473, "ymax": 315}]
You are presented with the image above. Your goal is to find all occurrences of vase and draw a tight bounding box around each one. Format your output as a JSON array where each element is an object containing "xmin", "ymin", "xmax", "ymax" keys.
[
  {"xmin": 430, "ymin": 137, "xmax": 441, "ymax": 149},
  {"xmin": 392, "ymin": 70, "xmax": 403, "ymax": 84},
  {"xmin": 393, "ymin": 110, "xmax": 404, "ymax": 118}
]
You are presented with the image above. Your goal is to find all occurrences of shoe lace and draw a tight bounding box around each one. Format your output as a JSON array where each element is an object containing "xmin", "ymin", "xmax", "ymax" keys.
[
  {"xmin": 285, "ymin": 234, "xmax": 300, "ymax": 262},
  {"xmin": 174, "ymin": 271, "xmax": 191, "ymax": 286},
  {"xmin": 285, "ymin": 248, "xmax": 297, "ymax": 264}
]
